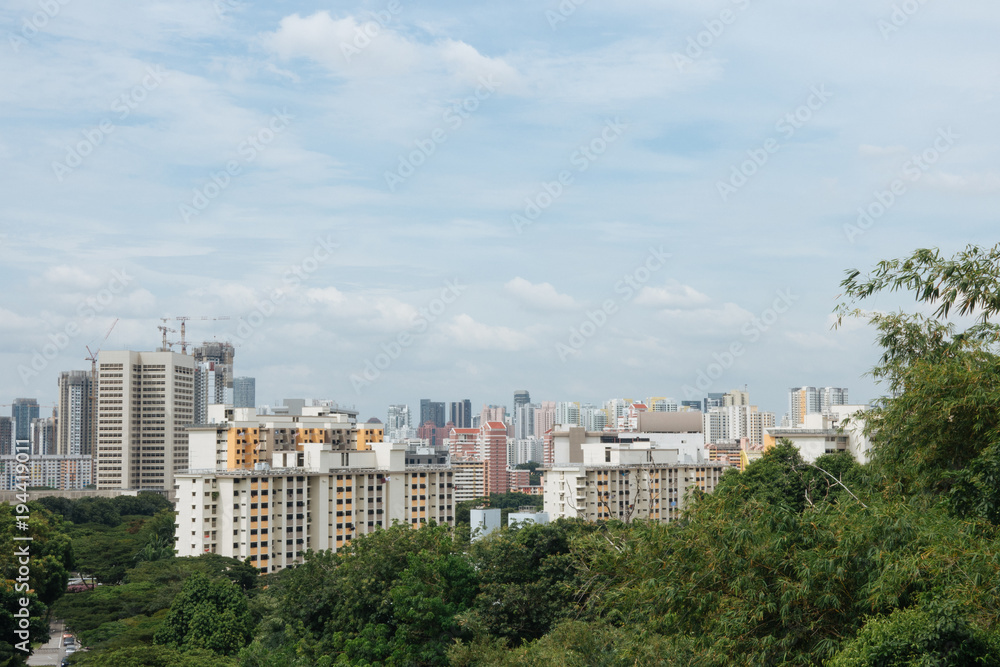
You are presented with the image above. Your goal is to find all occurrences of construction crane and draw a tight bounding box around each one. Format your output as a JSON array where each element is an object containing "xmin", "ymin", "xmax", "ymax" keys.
[
  {"xmin": 163, "ymin": 316, "xmax": 231, "ymax": 354},
  {"xmin": 157, "ymin": 320, "xmax": 179, "ymax": 351},
  {"xmin": 86, "ymin": 318, "xmax": 118, "ymax": 474}
]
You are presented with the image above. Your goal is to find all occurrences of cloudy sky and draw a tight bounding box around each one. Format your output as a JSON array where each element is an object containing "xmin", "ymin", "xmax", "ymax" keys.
[{"xmin": 3, "ymin": 0, "xmax": 998, "ymax": 421}]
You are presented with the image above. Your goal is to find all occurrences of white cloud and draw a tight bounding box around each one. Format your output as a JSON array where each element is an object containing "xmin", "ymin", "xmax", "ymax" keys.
[
  {"xmin": 635, "ymin": 281, "xmax": 711, "ymax": 308},
  {"xmin": 441, "ymin": 314, "xmax": 533, "ymax": 351},
  {"xmin": 504, "ymin": 277, "xmax": 577, "ymax": 310},
  {"xmin": 262, "ymin": 11, "xmax": 522, "ymax": 90},
  {"xmin": 43, "ymin": 266, "xmax": 105, "ymax": 290}
]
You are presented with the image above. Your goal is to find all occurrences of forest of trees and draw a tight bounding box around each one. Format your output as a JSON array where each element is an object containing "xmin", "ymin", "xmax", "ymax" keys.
[{"xmin": 5, "ymin": 244, "xmax": 1000, "ymax": 665}]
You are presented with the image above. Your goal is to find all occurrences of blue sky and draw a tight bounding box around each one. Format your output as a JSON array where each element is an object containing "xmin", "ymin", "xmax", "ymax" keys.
[{"xmin": 3, "ymin": 0, "xmax": 999, "ymax": 421}]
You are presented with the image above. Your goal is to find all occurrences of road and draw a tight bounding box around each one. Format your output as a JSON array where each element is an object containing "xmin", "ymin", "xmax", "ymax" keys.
[{"xmin": 26, "ymin": 618, "xmax": 68, "ymax": 666}]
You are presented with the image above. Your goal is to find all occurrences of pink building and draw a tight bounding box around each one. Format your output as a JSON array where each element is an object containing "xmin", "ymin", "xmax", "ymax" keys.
[
  {"xmin": 446, "ymin": 428, "xmax": 479, "ymax": 460},
  {"xmin": 534, "ymin": 401, "xmax": 556, "ymax": 438},
  {"xmin": 479, "ymin": 421, "xmax": 510, "ymax": 495}
]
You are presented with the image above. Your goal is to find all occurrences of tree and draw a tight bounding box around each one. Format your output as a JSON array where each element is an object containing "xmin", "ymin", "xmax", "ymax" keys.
[
  {"xmin": 463, "ymin": 520, "xmax": 596, "ymax": 646},
  {"xmin": 836, "ymin": 243, "xmax": 1000, "ymax": 521},
  {"xmin": 154, "ymin": 572, "xmax": 254, "ymax": 656},
  {"xmin": 70, "ymin": 645, "xmax": 234, "ymax": 666},
  {"xmin": 828, "ymin": 599, "xmax": 1000, "ymax": 666},
  {"xmin": 253, "ymin": 523, "xmax": 474, "ymax": 665}
]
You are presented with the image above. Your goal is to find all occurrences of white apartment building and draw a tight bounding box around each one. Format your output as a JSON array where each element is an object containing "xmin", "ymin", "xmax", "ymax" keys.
[
  {"xmin": 174, "ymin": 441, "xmax": 455, "ymax": 574},
  {"xmin": 704, "ymin": 405, "xmax": 775, "ymax": 447},
  {"xmin": 0, "ymin": 454, "xmax": 93, "ymax": 490},
  {"xmin": 96, "ymin": 350, "xmax": 196, "ymax": 491},
  {"xmin": 185, "ymin": 404, "xmax": 357, "ymax": 471},
  {"xmin": 765, "ymin": 404, "xmax": 870, "ymax": 463},
  {"xmin": 544, "ymin": 442, "xmax": 724, "ymax": 523},
  {"xmin": 788, "ymin": 386, "xmax": 849, "ymax": 426}
]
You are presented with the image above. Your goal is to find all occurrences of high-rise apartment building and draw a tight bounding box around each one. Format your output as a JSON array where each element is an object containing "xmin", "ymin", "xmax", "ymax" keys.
[
  {"xmin": 386, "ymin": 404, "xmax": 411, "ymax": 441},
  {"xmin": 544, "ymin": 443, "xmax": 724, "ymax": 523},
  {"xmin": 30, "ymin": 417, "xmax": 55, "ymax": 456},
  {"xmin": 0, "ymin": 417, "xmax": 13, "ymax": 456},
  {"xmin": 534, "ymin": 401, "xmax": 556, "ymax": 438},
  {"xmin": 480, "ymin": 405, "xmax": 506, "ymax": 425},
  {"xmin": 57, "ymin": 370, "xmax": 94, "ymax": 456},
  {"xmin": 515, "ymin": 403, "xmax": 538, "ymax": 440},
  {"xmin": 449, "ymin": 399, "xmax": 472, "ymax": 428},
  {"xmin": 647, "ymin": 397, "xmax": 678, "ymax": 412},
  {"xmin": 555, "ymin": 401, "xmax": 580, "ymax": 427},
  {"xmin": 234, "ymin": 377, "xmax": 256, "ymax": 408},
  {"xmin": 704, "ymin": 405, "xmax": 775, "ymax": 446},
  {"xmin": 175, "ymin": 441, "xmax": 454, "ymax": 574},
  {"xmin": 420, "ymin": 400, "xmax": 446, "ymax": 428},
  {"xmin": 12, "ymin": 399, "xmax": 39, "ymax": 443},
  {"xmin": 0, "ymin": 454, "xmax": 92, "ymax": 490},
  {"xmin": 788, "ymin": 386, "xmax": 849, "ymax": 425},
  {"xmin": 96, "ymin": 350, "xmax": 196, "ymax": 491},
  {"xmin": 723, "ymin": 389, "xmax": 749, "ymax": 407},
  {"xmin": 580, "ymin": 405, "xmax": 608, "ymax": 431},
  {"xmin": 820, "ymin": 387, "xmax": 849, "ymax": 413},
  {"xmin": 478, "ymin": 421, "xmax": 510, "ymax": 495}
]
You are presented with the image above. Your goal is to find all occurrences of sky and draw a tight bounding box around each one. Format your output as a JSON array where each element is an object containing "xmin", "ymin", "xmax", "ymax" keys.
[{"xmin": 3, "ymin": 0, "xmax": 999, "ymax": 422}]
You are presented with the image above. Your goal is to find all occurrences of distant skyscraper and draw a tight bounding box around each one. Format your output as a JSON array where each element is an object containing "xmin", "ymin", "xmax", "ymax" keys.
[
  {"xmin": 234, "ymin": 377, "xmax": 256, "ymax": 408},
  {"xmin": 480, "ymin": 405, "xmax": 506, "ymax": 425},
  {"xmin": 513, "ymin": 390, "xmax": 530, "ymax": 411},
  {"xmin": 450, "ymin": 399, "xmax": 472, "ymax": 428},
  {"xmin": 386, "ymin": 404, "xmax": 411, "ymax": 440},
  {"xmin": 647, "ymin": 397, "xmax": 678, "ymax": 412},
  {"xmin": 703, "ymin": 393, "xmax": 726, "ymax": 413},
  {"xmin": 555, "ymin": 401, "xmax": 580, "ymax": 427},
  {"xmin": 420, "ymin": 400, "xmax": 446, "ymax": 428},
  {"xmin": 30, "ymin": 417, "xmax": 55, "ymax": 456},
  {"xmin": 12, "ymin": 398, "xmax": 39, "ymax": 443},
  {"xmin": 788, "ymin": 386, "xmax": 848, "ymax": 425},
  {"xmin": 0, "ymin": 417, "xmax": 11, "ymax": 456},
  {"xmin": 820, "ymin": 387, "xmax": 849, "ymax": 413},
  {"xmin": 534, "ymin": 401, "xmax": 556, "ymax": 438},
  {"xmin": 515, "ymin": 403, "xmax": 538, "ymax": 440},
  {"xmin": 57, "ymin": 371, "xmax": 94, "ymax": 456}
]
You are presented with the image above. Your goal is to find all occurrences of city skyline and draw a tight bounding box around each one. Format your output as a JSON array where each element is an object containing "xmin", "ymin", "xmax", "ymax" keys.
[{"xmin": 4, "ymin": 1, "xmax": 996, "ymax": 425}]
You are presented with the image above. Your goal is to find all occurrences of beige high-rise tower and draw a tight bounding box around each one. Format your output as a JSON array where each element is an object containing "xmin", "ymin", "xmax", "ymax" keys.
[{"xmin": 96, "ymin": 350, "xmax": 195, "ymax": 490}]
